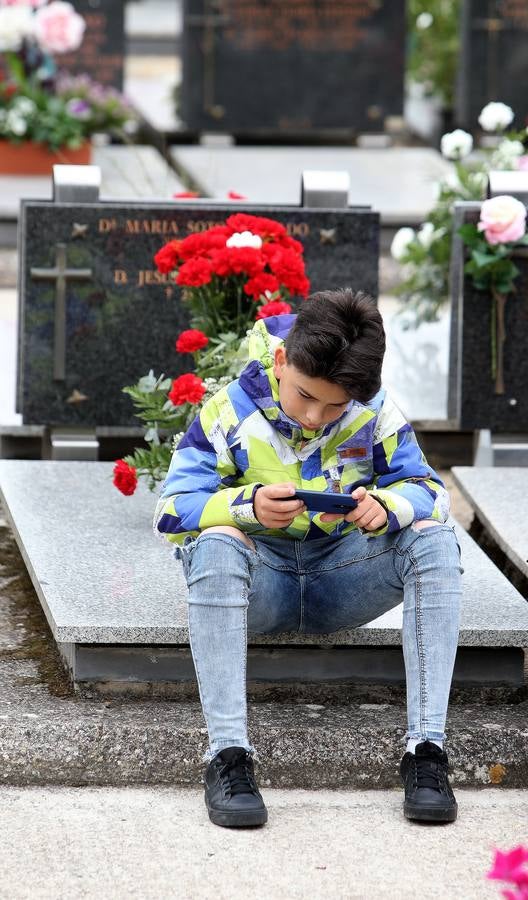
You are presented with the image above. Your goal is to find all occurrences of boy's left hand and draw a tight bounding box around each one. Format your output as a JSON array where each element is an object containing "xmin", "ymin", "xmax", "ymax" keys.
[{"xmin": 320, "ymin": 486, "xmax": 387, "ymax": 532}]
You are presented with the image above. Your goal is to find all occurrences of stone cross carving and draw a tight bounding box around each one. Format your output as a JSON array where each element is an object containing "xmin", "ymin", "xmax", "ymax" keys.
[{"xmin": 30, "ymin": 243, "xmax": 92, "ymax": 382}]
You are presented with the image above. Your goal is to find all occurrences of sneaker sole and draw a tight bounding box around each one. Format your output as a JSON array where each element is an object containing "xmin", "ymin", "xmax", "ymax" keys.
[
  {"xmin": 207, "ymin": 806, "xmax": 268, "ymax": 828},
  {"xmin": 404, "ymin": 802, "xmax": 458, "ymax": 823}
]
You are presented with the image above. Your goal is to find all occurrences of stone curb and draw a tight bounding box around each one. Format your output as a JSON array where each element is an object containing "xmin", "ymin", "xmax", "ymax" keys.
[{"xmin": 0, "ymin": 697, "xmax": 527, "ymax": 789}]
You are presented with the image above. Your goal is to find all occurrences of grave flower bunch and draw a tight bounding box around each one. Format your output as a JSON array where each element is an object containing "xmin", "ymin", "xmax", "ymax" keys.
[
  {"xmin": 113, "ymin": 213, "xmax": 310, "ymax": 494},
  {"xmin": 0, "ymin": 0, "xmax": 135, "ymax": 151},
  {"xmin": 391, "ymin": 100, "xmax": 528, "ymax": 326},
  {"xmin": 459, "ymin": 193, "xmax": 528, "ymax": 395}
]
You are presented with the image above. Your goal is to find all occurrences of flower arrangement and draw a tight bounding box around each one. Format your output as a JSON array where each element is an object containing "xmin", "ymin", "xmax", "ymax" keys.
[
  {"xmin": 391, "ymin": 101, "xmax": 528, "ymax": 326},
  {"xmin": 488, "ymin": 845, "xmax": 528, "ymax": 899},
  {"xmin": 459, "ymin": 193, "xmax": 528, "ymax": 394},
  {"xmin": 113, "ymin": 213, "xmax": 310, "ymax": 494},
  {"xmin": 0, "ymin": 0, "xmax": 135, "ymax": 151}
]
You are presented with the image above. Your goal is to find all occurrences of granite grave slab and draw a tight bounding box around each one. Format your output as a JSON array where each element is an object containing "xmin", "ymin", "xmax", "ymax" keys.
[
  {"xmin": 181, "ymin": 0, "xmax": 405, "ymax": 136},
  {"xmin": 0, "ymin": 461, "xmax": 527, "ymax": 688},
  {"xmin": 457, "ymin": 0, "xmax": 528, "ymax": 130},
  {"xmin": 448, "ymin": 202, "xmax": 528, "ymax": 432},
  {"xmin": 18, "ymin": 198, "xmax": 379, "ymax": 427},
  {"xmin": 452, "ymin": 467, "xmax": 528, "ymax": 581},
  {"xmin": 170, "ymin": 146, "xmax": 452, "ymax": 227}
]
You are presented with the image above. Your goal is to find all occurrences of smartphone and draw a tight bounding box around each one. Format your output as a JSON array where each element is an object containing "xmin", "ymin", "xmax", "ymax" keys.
[{"xmin": 280, "ymin": 489, "xmax": 358, "ymax": 514}]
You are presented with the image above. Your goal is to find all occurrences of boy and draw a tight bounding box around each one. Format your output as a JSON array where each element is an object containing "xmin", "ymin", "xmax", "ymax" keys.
[{"xmin": 154, "ymin": 288, "xmax": 462, "ymax": 829}]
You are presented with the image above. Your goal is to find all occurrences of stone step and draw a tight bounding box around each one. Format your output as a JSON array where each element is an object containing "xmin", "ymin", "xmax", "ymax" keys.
[
  {"xmin": 0, "ymin": 684, "xmax": 526, "ymax": 788},
  {"xmin": 0, "ymin": 461, "xmax": 527, "ymax": 693}
]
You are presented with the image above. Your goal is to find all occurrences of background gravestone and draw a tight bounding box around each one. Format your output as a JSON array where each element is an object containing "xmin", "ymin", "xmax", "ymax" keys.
[
  {"xmin": 18, "ymin": 200, "xmax": 379, "ymax": 427},
  {"xmin": 181, "ymin": 0, "xmax": 406, "ymax": 136},
  {"xmin": 457, "ymin": 0, "xmax": 528, "ymax": 129},
  {"xmin": 448, "ymin": 203, "xmax": 528, "ymax": 431},
  {"xmin": 58, "ymin": 0, "xmax": 125, "ymax": 90}
]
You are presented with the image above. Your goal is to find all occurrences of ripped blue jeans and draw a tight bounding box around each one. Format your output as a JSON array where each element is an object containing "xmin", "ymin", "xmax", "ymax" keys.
[{"xmin": 175, "ymin": 523, "xmax": 463, "ymax": 762}]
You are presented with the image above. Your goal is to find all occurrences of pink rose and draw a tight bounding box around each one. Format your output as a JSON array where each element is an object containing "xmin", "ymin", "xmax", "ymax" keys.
[
  {"xmin": 33, "ymin": 1, "xmax": 85, "ymax": 54},
  {"xmin": 1, "ymin": 1, "xmax": 47, "ymax": 6},
  {"xmin": 477, "ymin": 195, "xmax": 527, "ymax": 245},
  {"xmin": 517, "ymin": 155, "xmax": 528, "ymax": 172}
]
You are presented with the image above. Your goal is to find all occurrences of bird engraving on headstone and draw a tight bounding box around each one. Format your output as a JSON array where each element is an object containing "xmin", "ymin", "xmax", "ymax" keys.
[{"xmin": 30, "ymin": 244, "xmax": 92, "ymax": 381}]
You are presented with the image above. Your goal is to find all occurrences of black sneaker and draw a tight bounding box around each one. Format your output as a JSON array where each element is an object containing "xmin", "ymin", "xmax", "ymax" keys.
[
  {"xmin": 400, "ymin": 740, "xmax": 458, "ymax": 823},
  {"xmin": 204, "ymin": 746, "xmax": 268, "ymax": 828}
]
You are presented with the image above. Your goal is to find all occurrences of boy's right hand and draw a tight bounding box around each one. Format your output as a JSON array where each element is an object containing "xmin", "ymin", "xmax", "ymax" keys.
[{"xmin": 254, "ymin": 483, "xmax": 306, "ymax": 529}]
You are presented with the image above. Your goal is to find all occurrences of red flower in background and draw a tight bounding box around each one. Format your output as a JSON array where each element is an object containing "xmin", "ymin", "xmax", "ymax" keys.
[
  {"xmin": 176, "ymin": 329, "xmax": 209, "ymax": 353},
  {"xmin": 256, "ymin": 300, "xmax": 292, "ymax": 319},
  {"xmin": 244, "ymin": 272, "xmax": 280, "ymax": 299},
  {"xmin": 176, "ymin": 257, "xmax": 213, "ymax": 287},
  {"xmin": 154, "ymin": 240, "xmax": 181, "ymax": 274},
  {"xmin": 173, "ymin": 191, "xmax": 200, "ymax": 199},
  {"xmin": 227, "ymin": 190, "xmax": 247, "ymax": 200},
  {"xmin": 168, "ymin": 373, "xmax": 206, "ymax": 406},
  {"xmin": 113, "ymin": 459, "xmax": 138, "ymax": 496}
]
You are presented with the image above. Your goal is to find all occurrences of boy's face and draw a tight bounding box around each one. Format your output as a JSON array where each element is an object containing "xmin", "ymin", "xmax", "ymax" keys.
[{"xmin": 273, "ymin": 347, "xmax": 351, "ymax": 431}]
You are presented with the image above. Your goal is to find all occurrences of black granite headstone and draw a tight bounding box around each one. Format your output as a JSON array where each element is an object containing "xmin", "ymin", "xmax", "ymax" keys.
[
  {"xmin": 448, "ymin": 204, "xmax": 528, "ymax": 431},
  {"xmin": 182, "ymin": 0, "xmax": 405, "ymax": 135},
  {"xmin": 58, "ymin": 0, "xmax": 124, "ymax": 90},
  {"xmin": 457, "ymin": 0, "xmax": 528, "ymax": 129},
  {"xmin": 19, "ymin": 201, "xmax": 379, "ymax": 427}
]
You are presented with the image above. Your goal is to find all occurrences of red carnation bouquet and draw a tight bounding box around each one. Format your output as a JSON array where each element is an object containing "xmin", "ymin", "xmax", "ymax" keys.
[
  {"xmin": 114, "ymin": 213, "xmax": 310, "ymax": 495},
  {"xmin": 154, "ymin": 212, "xmax": 309, "ymax": 334}
]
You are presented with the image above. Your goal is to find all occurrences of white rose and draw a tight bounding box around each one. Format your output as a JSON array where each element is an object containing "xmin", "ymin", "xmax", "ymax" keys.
[
  {"xmin": 416, "ymin": 12, "xmax": 433, "ymax": 29},
  {"xmin": 440, "ymin": 129, "xmax": 473, "ymax": 160},
  {"xmin": 417, "ymin": 222, "xmax": 437, "ymax": 249},
  {"xmin": 0, "ymin": 7, "xmax": 33, "ymax": 52},
  {"xmin": 226, "ymin": 230, "xmax": 263, "ymax": 249},
  {"xmin": 478, "ymin": 102, "xmax": 514, "ymax": 132},
  {"xmin": 14, "ymin": 97, "xmax": 36, "ymax": 117},
  {"xmin": 7, "ymin": 115, "xmax": 27, "ymax": 136},
  {"xmin": 390, "ymin": 227, "xmax": 416, "ymax": 261},
  {"xmin": 491, "ymin": 139, "xmax": 525, "ymax": 171}
]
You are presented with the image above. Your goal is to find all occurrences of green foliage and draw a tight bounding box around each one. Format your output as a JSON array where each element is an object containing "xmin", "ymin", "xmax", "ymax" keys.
[
  {"xmin": 459, "ymin": 225, "xmax": 528, "ymax": 295},
  {"xmin": 407, "ymin": 0, "xmax": 461, "ymax": 106}
]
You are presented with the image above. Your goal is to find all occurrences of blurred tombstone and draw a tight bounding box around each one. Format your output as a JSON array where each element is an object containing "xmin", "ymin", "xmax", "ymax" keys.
[
  {"xmin": 58, "ymin": 0, "xmax": 125, "ymax": 90},
  {"xmin": 182, "ymin": 0, "xmax": 406, "ymax": 137},
  {"xmin": 457, "ymin": 0, "xmax": 528, "ymax": 129}
]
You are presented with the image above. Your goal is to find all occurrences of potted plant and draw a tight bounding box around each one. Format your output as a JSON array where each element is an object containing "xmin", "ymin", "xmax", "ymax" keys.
[{"xmin": 0, "ymin": 0, "xmax": 136, "ymax": 174}]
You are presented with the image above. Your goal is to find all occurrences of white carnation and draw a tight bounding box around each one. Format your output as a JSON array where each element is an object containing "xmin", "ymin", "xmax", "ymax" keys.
[
  {"xmin": 14, "ymin": 97, "xmax": 36, "ymax": 117},
  {"xmin": 390, "ymin": 227, "xmax": 416, "ymax": 261},
  {"xmin": 7, "ymin": 114, "xmax": 27, "ymax": 136},
  {"xmin": 226, "ymin": 230, "xmax": 262, "ymax": 249},
  {"xmin": 478, "ymin": 102, "xmax": 514, "ymax": 132},
  {"xmin": 0, "ymin": 7, "xmax": 33, "ymax": 52},
  {"xmin": 440, "ymin": 129, "xmax": 473, "ymax": 160}
]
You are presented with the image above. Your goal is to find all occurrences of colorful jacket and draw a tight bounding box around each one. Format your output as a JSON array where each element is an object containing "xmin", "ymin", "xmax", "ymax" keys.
[{"xmin": 154, "ymin": 315, "xmax": 449, "ymax": 545}]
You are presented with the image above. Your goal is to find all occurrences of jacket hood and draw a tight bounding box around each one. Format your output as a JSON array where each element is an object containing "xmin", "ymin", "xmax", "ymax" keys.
[{"xmin": 238, "ymin": 315, "xmax": 347, "ymax": 445}]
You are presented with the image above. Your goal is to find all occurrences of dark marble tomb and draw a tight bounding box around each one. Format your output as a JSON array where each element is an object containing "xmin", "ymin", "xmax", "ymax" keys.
[
  {"xmin": 448, "ymin": 204, "xmax": 528, "ymax": 431},
  {"xmin": 58, "ymin": 0, "xmax": 124, "ymax": 90},
  {"xmin": 18, "ymin": 201, "xmax": 379, "ymax": 427},
  {"xmin": 181, "ymin": 0, "xmax": 406, "ymax": 135},
  {"xmin": 456, "ymin": 0, "xmax": 528, "ymax": 129}
]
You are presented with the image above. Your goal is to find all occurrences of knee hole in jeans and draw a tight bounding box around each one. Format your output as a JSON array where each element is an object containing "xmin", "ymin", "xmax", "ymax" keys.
[{"xmin": 199, "ymin": 525, "xmax": 256, "ymax": 552}]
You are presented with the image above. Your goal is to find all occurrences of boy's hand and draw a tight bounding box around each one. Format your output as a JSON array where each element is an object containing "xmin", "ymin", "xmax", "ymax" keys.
[
  {"xmin": 254, "ymin": 483, "xmax": 306, "ymax": 529},
  {"xmin": 320, "ymin": 486, "xmax": 387, "ymax": 532}
]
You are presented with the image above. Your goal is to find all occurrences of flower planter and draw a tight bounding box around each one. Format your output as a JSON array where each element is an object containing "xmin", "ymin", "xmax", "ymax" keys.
[{"xmin": 0, "ymin": 140, "xmax": 92, "ymax": 175}]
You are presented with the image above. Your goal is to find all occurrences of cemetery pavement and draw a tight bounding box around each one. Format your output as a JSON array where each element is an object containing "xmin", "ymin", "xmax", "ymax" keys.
[{"xmin": 0, "ymin": 785, "xmax": 524, "ymax": 899}]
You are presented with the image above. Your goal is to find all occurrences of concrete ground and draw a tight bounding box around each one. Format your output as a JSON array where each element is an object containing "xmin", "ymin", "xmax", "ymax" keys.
[{"xmin": 0, "ymin": 786, "xmax": 524, "ymax": 899}]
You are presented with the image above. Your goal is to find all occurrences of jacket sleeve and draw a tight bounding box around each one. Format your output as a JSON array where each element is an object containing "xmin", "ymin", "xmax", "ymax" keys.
[
  {"xmin": 153, "ymin": 395, "xmax": 263, "ymax": 545},
  {"xmin": 363, "ymin": 393, "xmax": 450, "ymax": 536}
]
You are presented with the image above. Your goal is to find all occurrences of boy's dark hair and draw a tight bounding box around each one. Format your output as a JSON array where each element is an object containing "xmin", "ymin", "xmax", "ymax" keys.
[{"xmin": 284, "ymin": 288, "xmax": 385, "ymax": 403}]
